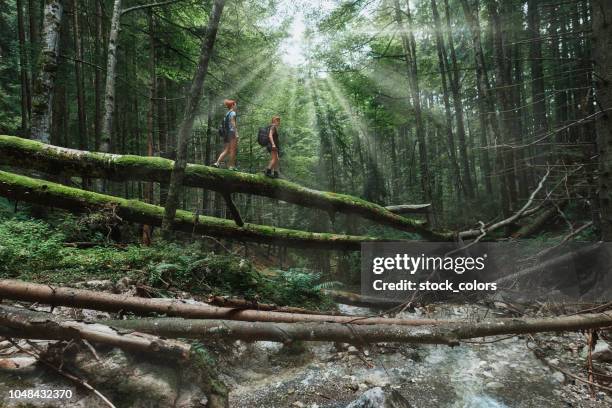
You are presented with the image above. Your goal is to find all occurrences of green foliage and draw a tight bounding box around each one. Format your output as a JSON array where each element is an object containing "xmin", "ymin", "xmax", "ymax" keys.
[{"xmin": 0, "ymin": 218, "xmax": 65, "ymax": 277}]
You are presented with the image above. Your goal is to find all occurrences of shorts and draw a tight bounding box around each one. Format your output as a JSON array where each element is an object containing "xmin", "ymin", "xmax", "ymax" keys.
[
  {"xmin": 266, "ymin": 142, "xmax": 281, "ymax": 156},
  {"xmin": 224, "ymin": 130, "xmax": 237, "ymax": 144}
]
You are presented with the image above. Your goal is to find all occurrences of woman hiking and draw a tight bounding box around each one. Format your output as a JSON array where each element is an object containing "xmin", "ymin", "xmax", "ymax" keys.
[
  {"xmin": 264, "ymin": 116, "xmax": 281, "ymax": 178},
  {"xmin": 212, "ymin": 99, "xmax": 239, "ymax": 170}
]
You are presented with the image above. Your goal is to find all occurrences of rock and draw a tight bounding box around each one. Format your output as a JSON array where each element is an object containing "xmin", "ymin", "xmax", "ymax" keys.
[
  {"xmin": 551, "ymin": 371, "xmax": 565, "ymax": 383},
  {"xmin": 485, "ymin": 381, "xmax": 504, "ymax": 390},
  {"xmin": 592, "ymin": 342, "xmax": 612, "ymax": 363},
  {"xmin": 364, "ymin": 369, "xmax": 391, "ymax": 387},
  {"xmin": 292, "ymin": 402, "xmax": 305, "ymax": 408},
  {"xmin": 345, "ymin": 387, "xmax": 412, "ymax": 408}
]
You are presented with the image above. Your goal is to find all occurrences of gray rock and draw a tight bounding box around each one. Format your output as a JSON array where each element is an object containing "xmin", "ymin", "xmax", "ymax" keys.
[
  {"xmin": 345, "ymin": 387, "xmax": 412, "ymax": 408},
  {"xmin": 592, "ymin": 341, "xmax": 612, "ymax": 363}
]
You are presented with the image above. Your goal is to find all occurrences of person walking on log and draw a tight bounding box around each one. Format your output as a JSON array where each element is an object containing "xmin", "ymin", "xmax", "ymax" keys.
[
  {"xmin": 212, "ymin": 99, "xmax": 239, "ymax": 170},
  {"xmin": 264, "ymin": 115, "xmax": 281, "ymax": 178}
]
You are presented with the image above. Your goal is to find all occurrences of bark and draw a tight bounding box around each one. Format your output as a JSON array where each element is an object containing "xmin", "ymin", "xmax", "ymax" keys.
[
  {"xmin": 0, "ymin": 135, "xmax": 443, "ymax": 239},
  {"xmin": 104, "ymin": 313, "xmax": 612, "ymax": 346},
  {"xmin": 322, "ymin": 289, "xmax": 406, "ymax": 309},
  {"xmin": 443, "ymin": 0, "xmax": 474, "ymax": 198},
  {"xmin": 27, "ymin": 0, "xmax": 39, "ymax": 83},
  {"xmin": 385, "ymin": 204, "xmax": 431, "ymax": 215},
  {"xmin": 0, "ymin": 279, "xmax": 439, "ymax": 326},
  {"xmin": 0, "ymin": 305, "xmax": 191, "ymax": 360},
  {"xmin": 593, "ymin": 0, "xmax": 612, "ymax": 240},
  {"xmin": 460, "ymin": 0, "xmax": 493, "ymax": 194},
  {"xmin": 30, "ymin": 0, "xmax": 62, "ymax": 143},
  {"xmin": 512, "ymin": 204, "xmax": 560, "ymax": 239},
  {"xmin": 527, "ymin": 0, "xmax": 548, "ymax": 166},
  {"xmin": 94, "ymin": 0, "xmax": 102, "ymax": 151},
  {"xmin": 204, "ymin": 295, "xmax": 346, "ymax": 316},
  {"xmin": 162, "ymin": 0, "xmax": 225, "ymax": 236},
  {"xmin": 100, "ymin": 0, "xmax": 122, "ymax": 152},
  {"xmin": 430, "ymin": 0, "xmax": 463, "ymax": 198},
  {"xmin": 0, "ymin": 170, "xmax": 399, "ymax": 250},
  {"xmin": 394, "ymin": 0, "xmax": 434, "ymax": 227},
  {"xmin": 142, "ymin": 11, "xmax": 157, "ymax": 245},
  {"xmin": 17, "ymin": 0, "xmax": 31, "ymax": 136},
  {"xmin": 486, "ymin": 0, "xmax": 518, "ymax": 216},
  {"xmin": 71, "ymin": 0, "xmax": 87, "ymax": 151}
]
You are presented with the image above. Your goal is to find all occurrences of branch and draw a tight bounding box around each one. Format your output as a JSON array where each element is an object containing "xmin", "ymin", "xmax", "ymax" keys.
[
  {"xmin": 0, "ymin": 279, "xmax": 440, "ymax": 327},
  {"xmin": 459, "ymin": 168, "xmax": 551, "ymax": 240},
  {"xmin": 121, "ymin": 0, "xmax": 187, "ymax": 15}
]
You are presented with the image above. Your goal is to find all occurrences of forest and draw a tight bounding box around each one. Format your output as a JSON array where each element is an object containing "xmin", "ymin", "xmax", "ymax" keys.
[{"xmin": 0, "ymin": 0, "xmax": 611, "ymax": 406}]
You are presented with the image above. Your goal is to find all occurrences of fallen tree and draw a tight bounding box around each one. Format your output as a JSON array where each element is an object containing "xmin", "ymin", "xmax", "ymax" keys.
[
  {"xmin": 0, "ymin": 170, "xmax": 397, "ymax": 250},
  {"xmin": 0, "ymin": 135, "xmax": 444, "ymax": 239},
  {"xmin": 323, "ymin": 289, "xmax": 407, "ymax": 309},
  {"xmin": 385, "ymin": 204, "xmax": 431, "ymax": 215},
  {"xmin": 0, "ymin": 305, "xmax": 191, "ymax": 359},
  {"xmin": 0, "ymin": 279, "xmax": 439, "ymax": 326},
  {"xmin": 102, "ymin": 312, "xmax": 612, "ymax": 346}
]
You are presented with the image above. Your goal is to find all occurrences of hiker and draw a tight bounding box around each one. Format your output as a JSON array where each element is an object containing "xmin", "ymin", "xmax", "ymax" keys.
[
  {"xmin": 262, "ymin": 116, "xmax": 281, "ymax": 178},
  {"xmin": 212, "ymin": 99, "xmax": 238, "ymax": 170}
]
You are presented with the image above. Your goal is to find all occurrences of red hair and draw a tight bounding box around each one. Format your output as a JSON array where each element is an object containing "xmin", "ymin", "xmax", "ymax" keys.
[{"xmin": 224, "ymin": 99, "xmax": 236, "ymax": 109}]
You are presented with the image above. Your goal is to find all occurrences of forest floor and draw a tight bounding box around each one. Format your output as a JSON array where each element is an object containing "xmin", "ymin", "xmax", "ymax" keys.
[
  {"xmin": 0, "ymin": 208, "xmax": 610, "ymax": 407},
  {"xmin": 225, "ymin": 304, "xmax": 610, "ymax": 408}
]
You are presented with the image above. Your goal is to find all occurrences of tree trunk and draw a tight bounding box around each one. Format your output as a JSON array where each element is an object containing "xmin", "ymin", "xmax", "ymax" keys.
[
  {"xmin": 592, "ymin": 0, "xmax": 612, "ymax": 240},
  {"xmin": 16, "ymin": 0, "xmax": 31, "ymax": 137},
  {"xmin": 0, "ymin": 135, "xmax": 442, "ymax": 239},
  {"xmin": 431, "ymin": 0, "xmax": 463, "ymax": 199},
  {"xmin": 71, "ymin": 0, "xmax": 87, "ymax": 151},
  {"xmin": 142, "ymin": 11, "xmax": 157, "ymax": 245},
  {"xmin": 0, "ymin": 280, "xmax": 439, "ymax": 326},
  {"xmin": 394, "ymin": 0, "xmax": 434, "ymax": 227},
  {"xmin": 100, "ymin": 0, "xmax": 122, "ymax": 152},
  {"xmin": 94, "ymin": 0, "xmax": 102, "ymax": 151},
  {"xmin": 443, "ymin": 0, "xmax": 474, "ymax": 198},
  {"xmin": 30, "ymin": 0, "xmax": 62, "ymax": 143},
  {"xmin": 527, "ymin": 0, "xmax": 548, "ymax": 167},
  {"xmin": 0, "ymin": 170, "xmax": 396, "ymax": 250},
  {"xmin": 162, "ymin": 0, "xmax": 226, "ymax": 237},
  {"xmin": 486, "ymin": 0, "xmax": 518, "ymax": 217},
  {"xmin": 104, "ymin": 313, "xmax": 612, "ymax": 346},
  {"xmin": 0, "ymin": 305, "xmax": 191, "ymax": 359},
  {"xmin": 460, "ymin": 0, "xmax": 493, "ymax": 195}
]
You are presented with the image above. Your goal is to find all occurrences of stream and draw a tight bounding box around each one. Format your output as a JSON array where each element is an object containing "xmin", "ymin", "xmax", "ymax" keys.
[{"xmin": 225, "ymin": 305, "xmax": 605, "ymax": 408}]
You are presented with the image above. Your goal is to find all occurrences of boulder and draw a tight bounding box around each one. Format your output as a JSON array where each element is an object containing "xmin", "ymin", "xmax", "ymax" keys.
[{"xmin": 345, "ymin": 387, "xmax": 412, "ymax": 408}]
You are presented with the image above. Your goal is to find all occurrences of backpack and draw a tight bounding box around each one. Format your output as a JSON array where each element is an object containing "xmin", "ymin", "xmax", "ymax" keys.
[
  {"xmin": 257, "ymin": 126, "xmax": 271, "ymax": 146},
  {"xmin": 218, "ymin": 111, "xmax": 232, "ymax": 139}
]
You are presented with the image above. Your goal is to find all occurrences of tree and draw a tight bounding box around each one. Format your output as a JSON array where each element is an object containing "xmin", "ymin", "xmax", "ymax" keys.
[
  {"xmin": 161, "ymin": 0, "xmax": 226, "ymax": 236},
  {"xmin": 593, "ymin": 0, "xmax": 612, "ymax": 240},
  {"xmin": 393, "ymin": 0, "xmax": 433, "ymax": 226},
  {"xmin": 30, "ymin": 0, "xmax": 62, "ymax": 142}
]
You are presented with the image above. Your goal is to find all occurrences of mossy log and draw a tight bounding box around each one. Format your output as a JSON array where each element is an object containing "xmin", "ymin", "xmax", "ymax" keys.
[
  {"xmin": 0, "ymin": 135, "xmax": 447, "ymax": 240},
  {"xmin": 0, "ymin": 170, "xmax": 397, "ymax": 250},
  {"xmin": 103, "ymin": 312, "xmax": 612, "ymax": 346}
]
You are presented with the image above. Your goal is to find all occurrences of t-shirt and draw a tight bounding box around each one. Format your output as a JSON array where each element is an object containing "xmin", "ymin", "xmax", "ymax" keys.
[
  {"xmin": 269, "ymin": 125, "xmax": 279, "ymax": 147},
  {"xmin": 226, "ymin": 111, "xmax": 237, "ymax": 133}
]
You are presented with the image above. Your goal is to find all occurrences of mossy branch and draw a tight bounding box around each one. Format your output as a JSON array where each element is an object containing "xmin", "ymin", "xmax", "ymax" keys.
[
  {"xmin": 0, "ymin": 170, "xmax": 399, "ymax": 250},
  {"xmin": 0, "ymin": 135, "xmax": 449, "ymax": 240}
]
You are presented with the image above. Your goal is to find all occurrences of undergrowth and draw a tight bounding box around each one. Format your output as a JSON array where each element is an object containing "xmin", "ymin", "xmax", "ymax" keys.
[{"xmin": 0, "ymin": 200, "xmax": 335, "ymax": 310}]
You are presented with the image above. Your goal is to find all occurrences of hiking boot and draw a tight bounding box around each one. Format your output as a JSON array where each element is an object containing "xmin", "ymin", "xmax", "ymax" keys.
[
  {"xmin": 264, "ymin": 168, "xmax": 273, "ymax": 177},
  {"xmin": 211, "ymin": 163, "xmax": 220, "ymax": 168},
  {"xmin": 273, "ymin": 170, "xmax": 280, "ymax": 179}
]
